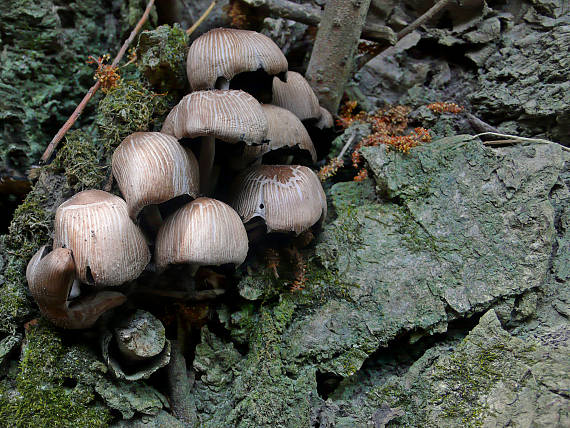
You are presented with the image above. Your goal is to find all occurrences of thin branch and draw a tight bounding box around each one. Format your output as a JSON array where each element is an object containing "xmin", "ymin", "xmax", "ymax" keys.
[
  {"xmin": 41, "ymin": 0, "xmax": 156, "ymax": 163},
  {"xmin": 475, "ymin": 132, "xmax": 570, "ymax": 151},
  {"xmin": 338, "ymin": 132, "xmax": 357, "ymax": 159},
  {"xmin": 397, "ymin": 0, "xmax": 455, "ymax": 41},
  {"xmin": 186, "ymin": 0, "xmax": 217, "ymax": 36},
  {"xmin": 241, "ymin": 0, "xmax": 396, "ymax": 45}
]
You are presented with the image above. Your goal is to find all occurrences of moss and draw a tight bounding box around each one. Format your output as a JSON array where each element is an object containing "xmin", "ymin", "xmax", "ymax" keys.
[
  {"xmin": 50, "ymin": 130, "xmax": 108, "ymax": 192},
  {"xmin": 96, "ymin": 79, "xmax": 170, "ymax": 151},
  {"xmin": 136, "ymin": 24, "xmax": 189, "ymax": 93},
  {"xmin": 0, "ymin": 321, "xmax": 112, "ymax": 428}
]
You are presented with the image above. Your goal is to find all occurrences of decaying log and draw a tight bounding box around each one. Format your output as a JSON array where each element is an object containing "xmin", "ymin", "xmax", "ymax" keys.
[
  {"xmin": 241, "ymin": 0, "xmax": 395, "ymax": 46},
  {"xmin": 305, "ymin": 0, "xmax": 372, "ymax": 113}
]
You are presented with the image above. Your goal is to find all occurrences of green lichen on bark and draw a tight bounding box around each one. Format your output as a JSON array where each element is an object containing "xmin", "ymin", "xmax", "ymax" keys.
[{"xmin": 0, "ymin": 321, "xmax": 112, "ymax": 428}]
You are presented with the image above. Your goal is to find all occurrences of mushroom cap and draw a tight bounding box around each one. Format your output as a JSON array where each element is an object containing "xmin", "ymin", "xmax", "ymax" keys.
[
  {"xmin": 230, "ymin": 165, "xmax": 327, "ymax": 234},
  {"xmin": 54, "ymin": 190, "xmax": 151, "ymax": 286},
  {"xmin": 316, "ymin": 106, "xmax": 334, "ymax": 130},
  {"xmin": 112, "ymin": 132, "xmax": 200, "ymax": 219},
  {"xmin": 242, "ymin": 104, "xmax": 317, "ymax": 165},
  {"xmin": 155, "ymin": 197, "xmax": 248, "ymax": 271},
  {"xmin": 187, "ymin": 28, "xmax": 288, "ymax": 91},
  {"xmin": 272, "ymin": 71, "xmax": 321, "ymax": 121},
  {"xmin": 160, "ymin": 90, "xmax": 268, "ymax": 145},
  {"xmin": 26, "ymin": 245, "xmax": 126, "ymax": 329}
]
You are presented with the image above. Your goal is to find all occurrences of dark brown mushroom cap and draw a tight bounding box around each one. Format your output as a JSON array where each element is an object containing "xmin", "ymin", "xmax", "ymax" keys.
[
  {"xmin": 242, "ymin": 104, "xmax": 317, "ymax": 164},
  {"xmin": 187, "ymin": 28, "xmax": 288, "ymax": 91},
  {"xmin": 112, "ymin": 132, "xmax": 200, "ymax": 219},
  {"xmin": 54, "ymin": 190, "xmax": 151, "ymax": 286},
  {"xmin": 272, "ymin": 71, "xmax": 321, "ymax": 121},
  {"xmin": 155, "ymin": 197, "xmax": 248, "ymax": 270},
  {"xmin": 26, "ymin": 245, "xmax": 126, "ymax": 329},
  {"xmin": 160, "ymin": 90, "xmax": 268, "ymax": 145},
  {"xmin": 230, "ymin": 165, "xmax": 327, "ymax": 234}
]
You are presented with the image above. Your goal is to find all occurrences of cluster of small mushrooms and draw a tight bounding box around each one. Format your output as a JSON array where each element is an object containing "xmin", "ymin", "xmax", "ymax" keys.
[{"xmin": 26, "ymin": 28, "xmax": 331, "ymax": 373}]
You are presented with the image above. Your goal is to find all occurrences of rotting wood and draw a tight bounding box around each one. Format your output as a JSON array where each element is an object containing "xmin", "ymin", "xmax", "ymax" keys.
[{"xmin": 241, "ymin": 0, "xmax": 396, "ymax": 46}]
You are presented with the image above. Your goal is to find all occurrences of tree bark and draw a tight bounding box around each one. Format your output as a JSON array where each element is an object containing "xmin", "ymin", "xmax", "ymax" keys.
[
  {"xmin": 305, "ymin": 0, "xmax": 372, "ymax": 113},
  {"xmin": 241, "ymin": 0, "xmax": 394, "ymax": 46}
]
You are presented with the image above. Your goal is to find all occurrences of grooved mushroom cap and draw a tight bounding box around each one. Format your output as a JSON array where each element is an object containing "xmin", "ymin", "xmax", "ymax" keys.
[
  {"xmin": 160, "ymin": 90, "xmax": 268, "ymax": 144},
  {"xmin": 242, "ymin": 104, "xmax": 317, "ymax": 164},
  {"xmin": 230, "ymin": 165, "xmax": 327, "ymax": 234},
  {"xmin": 112, "ymin": 132, "xmax": 199, "ymax": 219},
  {"xmin": 155, "ymin": 197, "xmax": 248, "ymax": 270},
  {"xmin": 316, "ymin": 106, "xmax": 334, "ymax": 130},
  {"xmin": 187, "ymin": 28, "xmax": 288, "ymax": 91},
  {"xmin": 272, "ymin": 71, "xmax": 321, "ymax": 121},
  {"xmin": 26, "ymin": 245, "xmax": 126, "ymax": 329},
  {"xmin": 54, "ymin": 190, "xmax": 151, "ymax": 286}
]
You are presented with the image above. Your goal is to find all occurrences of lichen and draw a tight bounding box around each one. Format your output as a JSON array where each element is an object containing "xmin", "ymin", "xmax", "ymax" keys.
[{"xmin": 0, "ymin": 321, "xmax": 112, "ymax": 428}]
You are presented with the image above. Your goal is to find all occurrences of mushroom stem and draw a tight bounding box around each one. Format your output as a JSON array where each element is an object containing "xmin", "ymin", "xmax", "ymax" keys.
[{"xmin": 199, "ymin": 135, "xmax": 216, "ymax": 194}]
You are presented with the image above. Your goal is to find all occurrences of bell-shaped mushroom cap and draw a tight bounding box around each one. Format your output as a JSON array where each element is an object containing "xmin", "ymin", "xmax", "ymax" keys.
[
  {"xmin": 230, "ymin": 165, "xmax": 327, "ymax": 234},
  {"xmin": 242, "ymin": 105, "xmax": 317, "ymax": 165},
  {"xmin": 54, "ymin": 190, "xmax": 151, "ymax": 286},
  {"xmin": 187, "ymin": 28, "xmax": 288, "ymax": 91},
  {"xmin": 272, "ymin": 71, "xmax": 321, "ymax": 121},
  {"xmin": 160, "ymin": 90, "xmax": 268, "ymax": 145},
  {"xmin": 26, "ymin": 245, "xmax": 126, "ymax": 329},
  {"xmin": 316, "ymin": 106, "xmax": 334, "ymax": 130},
  {"xmin": 155, "ymin": 197, "xmax": 248, "ymax": 271},
  {"xmin": 112, "ymin": 132, "xmax": 200, "ymax": 219}
]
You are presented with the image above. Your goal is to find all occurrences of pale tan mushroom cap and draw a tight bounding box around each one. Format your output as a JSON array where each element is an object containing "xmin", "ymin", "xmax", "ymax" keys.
[
  {"xmin": 54, "ymin": 190, "xmax": 151, "ymax": 286},
  {"xmin": 155, "ymin": 197, "xmax": 248, "ymax": 270},
  {"xmin": 242, "ymin": 104, "xmax": 317, "ymax": 164},
  {"xmin": 316, "ymin": 106, "xmax": 334, "ymax": 130},
  {"xmin": 187, "ymin": 28, "xmax": 288, "ymax": 90},
  {"xmin": 112, "ymin": 132, "xmax": 199, "ymax": 219},
  {"xmin": 160, "ymin": 90, "xmax": 268, "ymax": 145},
  {"xmin": 230, "ymin": 165, "xmax": 327, "ymax": 234},
  {"xmin": 272, "ymin": 71, "xmax": 321, "ymax": 121}
]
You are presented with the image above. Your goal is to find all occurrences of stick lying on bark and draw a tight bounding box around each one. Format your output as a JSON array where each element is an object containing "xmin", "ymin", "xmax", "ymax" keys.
[
  {"xmin": 41, "ymin": 0, "xmax": 156, "ymax": 163},
  {"xmin": 241, "ymin": 0, "xmax": 396, "ymax": 46}
]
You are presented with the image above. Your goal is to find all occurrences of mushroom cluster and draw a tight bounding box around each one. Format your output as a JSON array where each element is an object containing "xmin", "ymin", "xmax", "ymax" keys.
[{"xmin": 26, "ymin": 28, "xmax": 330, "ymax": 332}]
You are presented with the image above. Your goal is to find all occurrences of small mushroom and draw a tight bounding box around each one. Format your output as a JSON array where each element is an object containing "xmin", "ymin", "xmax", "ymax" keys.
[
  {"xmin": 112, "ymin": 132, "xmax": 199, "ymax": 221},
  {"xmin": 101, "ymin": 309, "xmax": 171, "ymax": 381},
  {"xmin": 272, "ymin": 71, "xmax": 321, "ymax": 122},
  {"xmin": 239, "ymin": 104, "xmax": 317, "ymax": 168},
  {"xmin": 161, "ymin": 90, "xmax": 268, "ymax": 193},
  {"xmin": 230, "ymin": 165, "xmax": 327, "ymax": 235},
  {"xmin": 26, "ymin": 245, "xmax": 126, "ymax": 329},
  {"xmin": 54, "ymin": 190, "xmax": 151, "ymax": 286},
  {"xmin": 186, "ymin": 28, "xmax": 288, "ymax": 92},
  {"xmin": 155, "ymin": 197, "xmax": 248, "ymax": 273},
  {"xmin": 316, "ymin": 106, "xmax": 334, "ymax": 130}
]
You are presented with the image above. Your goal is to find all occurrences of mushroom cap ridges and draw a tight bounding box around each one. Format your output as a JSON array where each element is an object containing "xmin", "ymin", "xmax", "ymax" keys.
[
  {"xmin": 316, "ymin": 106, "xmax": 334, "ymax": 130},
  {"xmin": 272, "ymin": 71, "xmax": 321, "ymax": 121},
  {"xmin": 160, "ymin": 90, "xmax": 268, "ymax": 144},
  {"xmin": 112, "ymin": 132, "xmax": 200, "ymax": 219},
  {"xmin": 187, "ymin": 28, "xmax": 288, "ymax": 90},
  {"xmin": 243, "ymin": 104, "xmax": 317, "ymax": 164},
  {"xmin": 155, "ymin": 197, "xmax": 248, "ymax": 270},
  {"xmin": 230, "ymin": 165, "xmax": 327, "ymax": 234},
  {"xmin": 54, "ymin": 190, "xmax": 151, "ymax": 286}
]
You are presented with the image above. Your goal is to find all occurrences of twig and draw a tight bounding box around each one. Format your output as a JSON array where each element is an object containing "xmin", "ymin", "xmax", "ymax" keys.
[
  {"xmin": 397, "ymin": 0, "xmax": 455, "ymax": 40},
  {"xmin": 466, "ymin": 112, "xmax": 500, "ymax": 135},
  {"xmin": 475, "ymin": 132, "xmax": 570, "ymax": 151},
  {"xmin": 41, "ymin": 0, "xmax": 156, "ymax": 163},
  {"xmin": 338, "ymin": 132, "xmax": 357, "ymax": 159},
  {"xmin": 186, "ymin": 0, "xmax": 216, "ymax": 36},
  {"xmin": 241, "ymin": 0, "xmax": 396, "ymax": 45}
]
